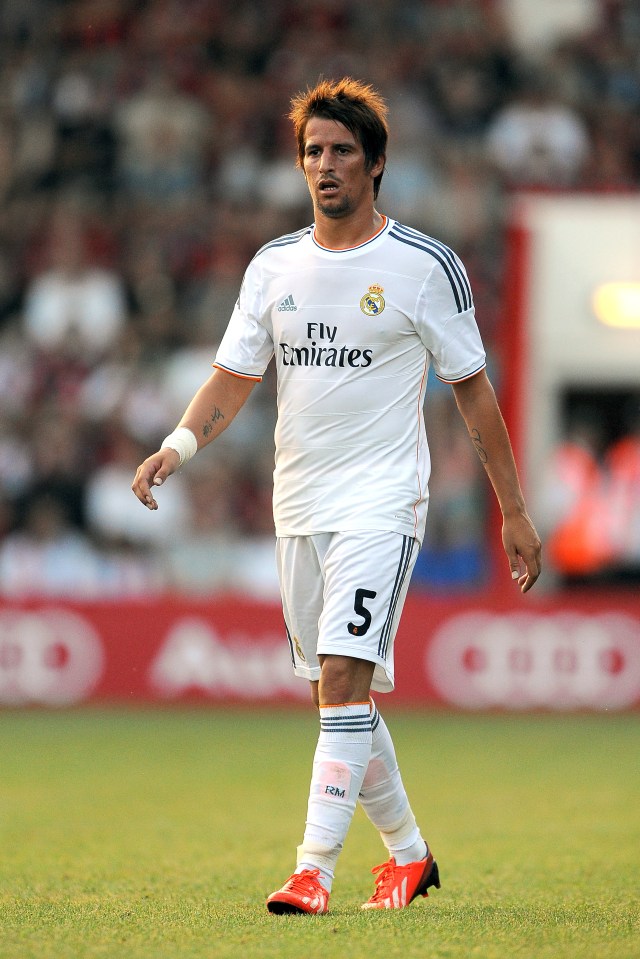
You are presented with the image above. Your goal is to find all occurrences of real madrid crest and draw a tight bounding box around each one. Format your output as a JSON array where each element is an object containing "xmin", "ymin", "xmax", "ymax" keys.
[{"xmin": 360, "ymin": 283, "xmax": 385, "ymax": 316}]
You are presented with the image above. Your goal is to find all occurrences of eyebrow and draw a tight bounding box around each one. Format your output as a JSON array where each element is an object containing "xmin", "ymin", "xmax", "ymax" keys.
[{"xmin": 304, "ymin": 140, "xmax": 357, "ymax": 152}]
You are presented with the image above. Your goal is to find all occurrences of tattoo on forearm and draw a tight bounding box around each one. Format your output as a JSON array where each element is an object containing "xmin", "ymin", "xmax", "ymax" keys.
[
  {"xmin": 470, "ymin": 428, "xmax": 488, "ymax": 463},
  {"xmin": 202, "ymin": 407, "xmax": 225, "ymax": 438}
]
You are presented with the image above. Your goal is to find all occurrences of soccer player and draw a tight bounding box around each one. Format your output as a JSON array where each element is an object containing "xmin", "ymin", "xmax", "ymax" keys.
[{"xmin": 131, "ymin": 77, "xmax": 542, "ymax": 913}]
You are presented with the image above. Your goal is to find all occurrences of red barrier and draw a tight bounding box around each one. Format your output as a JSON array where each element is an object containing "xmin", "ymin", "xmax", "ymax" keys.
[{"xmin": 1, "ymin": 592, "xmax": 639, "ymax": 710}]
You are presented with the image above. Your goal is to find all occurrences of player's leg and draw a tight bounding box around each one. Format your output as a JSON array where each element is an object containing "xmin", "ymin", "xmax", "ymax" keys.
[
  {"xmin": 267, "ymin": 534, "xmax": 343, "ymax": 914},
  {"xmin": 307, "ymin": 679, "xmax": 435, "ymax": 889},
  {"xmin": 351, "ymin": 535, "xmax": 439, "ymax": 909},
  {"xmin": 360, "ymin": 698, "xmax": 427, "ymax": 864},
  {"xmin": 274, "ymin": 534, "xmax": 325, "ymax": 688},
  {"xmin": 359, "ymin": 698, "xmax": 440, "ymax": 909},
  {"xmin": 290, "ymin": 654, "xmax": 375, "ymax": 895},
  {"xmin": 267, "ymin": 534, "xmax": 376, "ymax": 913},
  {"xmin": 266, "ymin": 658, "xmax": 374, "ymax": 916}
]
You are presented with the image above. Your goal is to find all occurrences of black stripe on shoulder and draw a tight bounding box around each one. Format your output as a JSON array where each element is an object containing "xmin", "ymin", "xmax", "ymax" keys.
[
  {"xmin": 254, "ymin": 226, "xmax": 312, "ymax": 259},
  {"xmin": 393, "ymin": 223, "xmax": 471, "ymax": 310},
  {"xmin": 390, "ymin": 225, "xmax": 472, "ymax": 313}
]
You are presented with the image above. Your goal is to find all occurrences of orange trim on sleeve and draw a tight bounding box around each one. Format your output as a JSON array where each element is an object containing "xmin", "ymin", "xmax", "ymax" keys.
[
  {"xmin": 436, "ymin": 363, "xmax": 486, "ymax": 385},
  {"xmin": 212, "ymin": 362, "xmax": 262, "ymax": 382}
]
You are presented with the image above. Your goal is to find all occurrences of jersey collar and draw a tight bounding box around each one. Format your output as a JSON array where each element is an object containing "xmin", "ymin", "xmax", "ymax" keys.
[{"xmin": 312, "ymin": 215, "xmax": 390, "ymax": 253}]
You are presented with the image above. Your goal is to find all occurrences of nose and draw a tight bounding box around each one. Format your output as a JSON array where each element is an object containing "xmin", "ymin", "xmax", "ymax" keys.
[{"xmin": 318, "ymin": 149, "xmax": 334, "ymax": 173}]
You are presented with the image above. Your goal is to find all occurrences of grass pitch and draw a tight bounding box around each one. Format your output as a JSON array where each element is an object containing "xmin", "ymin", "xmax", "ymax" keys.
[{"xmin": 0, "ymin": 708, "xmax": 638, "ymax": 959}]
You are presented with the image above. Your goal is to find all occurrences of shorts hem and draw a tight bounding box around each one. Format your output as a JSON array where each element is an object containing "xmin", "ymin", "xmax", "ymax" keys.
[
  {"xmin": 293, "ymin": 664, "xmax": 321, "ymax": 682},
  {"xmin": 276, "ymin": 524, "xmax": 424, "ymax": 545},
  {"xmin": 316, "ymin": 642, "xmax": 389, "ymax": 666},
  {"xmin": 292, "ymin": 661, "xmax": 394, "ymax": 694}
]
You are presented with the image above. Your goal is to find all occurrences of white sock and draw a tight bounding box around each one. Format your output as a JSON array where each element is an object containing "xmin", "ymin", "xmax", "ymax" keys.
[
  {"xmin": 359, "ymin": 699, "xmax": 428, "ymax": 866},
  {"xmin": 296, "ymin": 702, "xmax": 372, "ymax": 892}
]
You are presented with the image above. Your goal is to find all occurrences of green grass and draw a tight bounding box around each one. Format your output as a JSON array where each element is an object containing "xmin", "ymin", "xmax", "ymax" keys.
[{"xmin": 0, "ymin": 709, "xmax": 638, "ymax": 959}]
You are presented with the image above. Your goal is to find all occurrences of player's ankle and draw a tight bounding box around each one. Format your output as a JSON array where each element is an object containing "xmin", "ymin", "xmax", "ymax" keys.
[{"xmin": 393, "ymin": 839, "xmax": 428, "ymax": 866}]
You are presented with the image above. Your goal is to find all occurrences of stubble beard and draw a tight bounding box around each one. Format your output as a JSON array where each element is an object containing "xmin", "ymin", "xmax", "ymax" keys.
[{"xmin": 316, "ymin": 193, "xmax": 353, "ymax": 219}]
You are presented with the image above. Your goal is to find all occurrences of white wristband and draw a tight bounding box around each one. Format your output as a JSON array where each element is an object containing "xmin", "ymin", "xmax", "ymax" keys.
[{"xmin": 161, "ymin": 427, "xmax": 198, "ymax": 467}]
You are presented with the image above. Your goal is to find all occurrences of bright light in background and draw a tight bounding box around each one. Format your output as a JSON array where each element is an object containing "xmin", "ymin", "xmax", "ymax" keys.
[{"xmin": 593, "ymin": 282, "xmax": 640, "ymax": 329}]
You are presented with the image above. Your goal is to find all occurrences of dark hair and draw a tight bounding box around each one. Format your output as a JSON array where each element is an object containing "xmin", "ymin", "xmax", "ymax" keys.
[{"xmin": 289, "ymin": 77, "xmax": 388, "ymax": 199}]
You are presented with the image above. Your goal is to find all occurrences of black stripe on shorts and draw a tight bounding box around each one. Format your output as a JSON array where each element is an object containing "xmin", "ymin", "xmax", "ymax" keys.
[{"xmin": 378, "ymin": 535, "xmax": 415, "ymax": 660}]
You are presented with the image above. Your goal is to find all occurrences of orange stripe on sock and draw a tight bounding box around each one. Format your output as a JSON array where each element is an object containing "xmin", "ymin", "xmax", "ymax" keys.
[{"xmin": 319, "ymin": 701, "xmax": 372, "ymax": 709}]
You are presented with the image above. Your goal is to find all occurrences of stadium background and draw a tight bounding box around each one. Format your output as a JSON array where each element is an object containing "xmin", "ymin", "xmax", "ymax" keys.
[{"xmin": 0, "ymin": 0, "xmax": 639, "ymax": 710}]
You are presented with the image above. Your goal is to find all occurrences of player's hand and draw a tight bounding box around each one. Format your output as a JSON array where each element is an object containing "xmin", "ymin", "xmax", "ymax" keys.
[
  {"xmin": 502, "ymin": 510, "xmax": 542, "ymax": 593},
  {"xmin": 131, "ymin": 448, "xmax": 181, "ymax": 510}
]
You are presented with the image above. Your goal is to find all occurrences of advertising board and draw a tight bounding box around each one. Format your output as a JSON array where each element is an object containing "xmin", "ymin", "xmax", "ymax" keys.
[{"xmin": 1, "ymin": 593, "xmax": 638, "ymax": 710}]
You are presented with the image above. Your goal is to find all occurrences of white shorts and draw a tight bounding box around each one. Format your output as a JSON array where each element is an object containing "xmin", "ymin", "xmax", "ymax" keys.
[{"xmin": 276, "ymin": 530, "xmax": 418, "ymax": 693}]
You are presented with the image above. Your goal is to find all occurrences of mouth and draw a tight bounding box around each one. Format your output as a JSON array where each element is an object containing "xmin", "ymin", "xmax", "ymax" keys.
[{"xmin": 318, "ymin": 179, "xmax": 340, "ymax": 194}]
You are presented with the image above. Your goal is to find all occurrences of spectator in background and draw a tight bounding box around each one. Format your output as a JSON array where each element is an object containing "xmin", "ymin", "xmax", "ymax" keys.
[
  {"xmin": 51, "ymin": 50, "xmax": 117, "ymax": 194},
  {"xmin": 0, "ymin": 415, "xmax": 33, "ymax": 502},
  {"xmin": 0, "ymin": 492, "xmax": 101, "ymax": 597},
  {"xmin": 605, "ymin": 402, "xmax": 640, "ymax": 571},
  {"xmin": 541, "ymin": 401, "xmax": 640, "ymax": 585},
  {"xmin": 27, "ymin": 409, "xmax": 89, "ymax": 529},
  {"xmin": 0, "ymin": 326, "xmax": 36, "ymax": 420},
  {"xmin": 374, "ymin": 70, "xmax": 441, "ymax": 228},
  {"xmin": 485, "ymin": 69, "xmax": 590, "ymax": 187},
  {"xmin": 85, "ymin": 426, "xmax": 192, "ymax": 548},
  {"xmin": 540, "ymin": 411, "xmax": 614, "ymax": 582},
  {"xmin": 114, "ymin": 72, "xmax": 212, "ymax": 205},
  {"xmin": 164, "ymin": 457, "xmax": 245, "ymax": 595},
  {"xmin": 23, "ymin": 207, "xmax": 127, "ymax": 360}
]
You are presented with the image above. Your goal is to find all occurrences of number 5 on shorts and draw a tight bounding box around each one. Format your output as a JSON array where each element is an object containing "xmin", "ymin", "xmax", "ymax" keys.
[{"xmin": 348, "ymin": 588, "xmax": 377, "ymax": 636}]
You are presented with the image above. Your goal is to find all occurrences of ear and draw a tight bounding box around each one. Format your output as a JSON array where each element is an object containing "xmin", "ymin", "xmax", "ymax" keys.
[{"xmin": 370, "ymin": 154, "xmax": 385, "ymax": 179}]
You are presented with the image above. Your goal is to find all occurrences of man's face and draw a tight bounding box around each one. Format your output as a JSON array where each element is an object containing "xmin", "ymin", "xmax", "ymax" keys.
[{"xmin": 302, "ymin": 117, "xmax": 383, "ymax": 219}]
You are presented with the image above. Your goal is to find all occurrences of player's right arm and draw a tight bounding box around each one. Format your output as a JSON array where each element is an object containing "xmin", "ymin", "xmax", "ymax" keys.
[{"xmin": 131, "ymin": 368, "xmax": 256, "ymax": 511}]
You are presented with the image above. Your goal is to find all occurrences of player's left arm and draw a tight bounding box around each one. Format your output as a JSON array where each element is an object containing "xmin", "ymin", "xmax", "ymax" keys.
[{"xmin": 451, "ymin": 369, "xmax": 542, "ymax": 593}]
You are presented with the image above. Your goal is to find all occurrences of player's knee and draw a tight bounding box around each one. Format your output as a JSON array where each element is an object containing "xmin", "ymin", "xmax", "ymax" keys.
[{"xmin": 318, "ymin": 655, "xmax": 374, "ymax": 705}]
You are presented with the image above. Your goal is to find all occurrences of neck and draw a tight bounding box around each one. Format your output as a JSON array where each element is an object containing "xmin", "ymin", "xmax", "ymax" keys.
[{"xmin": 313, "ymin": 208, "xmax": 384, "ymax": 250}]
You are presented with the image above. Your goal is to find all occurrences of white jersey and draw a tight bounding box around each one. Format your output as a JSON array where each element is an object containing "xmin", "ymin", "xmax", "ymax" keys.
[{"xmin": 214, "ymin": 216, "xmax": 486, "ymax": 543}]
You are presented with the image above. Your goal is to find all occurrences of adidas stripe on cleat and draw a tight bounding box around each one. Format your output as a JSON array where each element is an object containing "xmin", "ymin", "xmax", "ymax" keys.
[
  {"xmin": 361, "ymin": 852, "xmax": 441, "ymax": 910},
  {"xmin": 266, "ymin": 868, "xmax": 329, "ymax": 915}
]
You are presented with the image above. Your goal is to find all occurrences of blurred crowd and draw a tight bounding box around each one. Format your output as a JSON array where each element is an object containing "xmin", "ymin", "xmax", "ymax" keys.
[
  {"xmin": 539, "ymin": 396, "xmax": 640, "ymax": 587},
  {"xmin": 1, "ymin": 0, "xmax": 639, "ymax": 599}
]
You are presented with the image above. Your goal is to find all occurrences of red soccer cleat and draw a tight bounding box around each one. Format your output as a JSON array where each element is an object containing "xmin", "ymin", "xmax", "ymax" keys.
[
  {"xmin": 361, "ymin": 852, "xmax": 441, "ymax": 910},
  {"xmin": 266, "ymin": 868, "xmax": 329, "ymax": 915}
]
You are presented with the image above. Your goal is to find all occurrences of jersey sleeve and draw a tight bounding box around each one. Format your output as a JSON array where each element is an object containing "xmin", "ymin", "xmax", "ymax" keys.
[
  {"xmin": 213, "ymin": 259, "xmax": 274, "ymax": 381},
  {"xmin": 414, "ymin": 255, "xmax": 486, "ymax": 383}
]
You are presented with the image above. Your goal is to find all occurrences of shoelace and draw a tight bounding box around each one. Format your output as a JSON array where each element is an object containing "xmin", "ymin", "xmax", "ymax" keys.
[
  {"xmin": 368, "ymin": 859, "xmax": 399, "ymax": 901},
  {"xmin": 283, "ymin": 868, "xmax": 323, "ymax": 894}
]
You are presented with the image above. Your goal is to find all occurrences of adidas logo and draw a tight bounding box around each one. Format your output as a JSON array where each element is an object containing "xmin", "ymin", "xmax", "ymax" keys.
[{"xmin": 277, "ymin": 294, "xmax": 297, "ymax": 312}]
